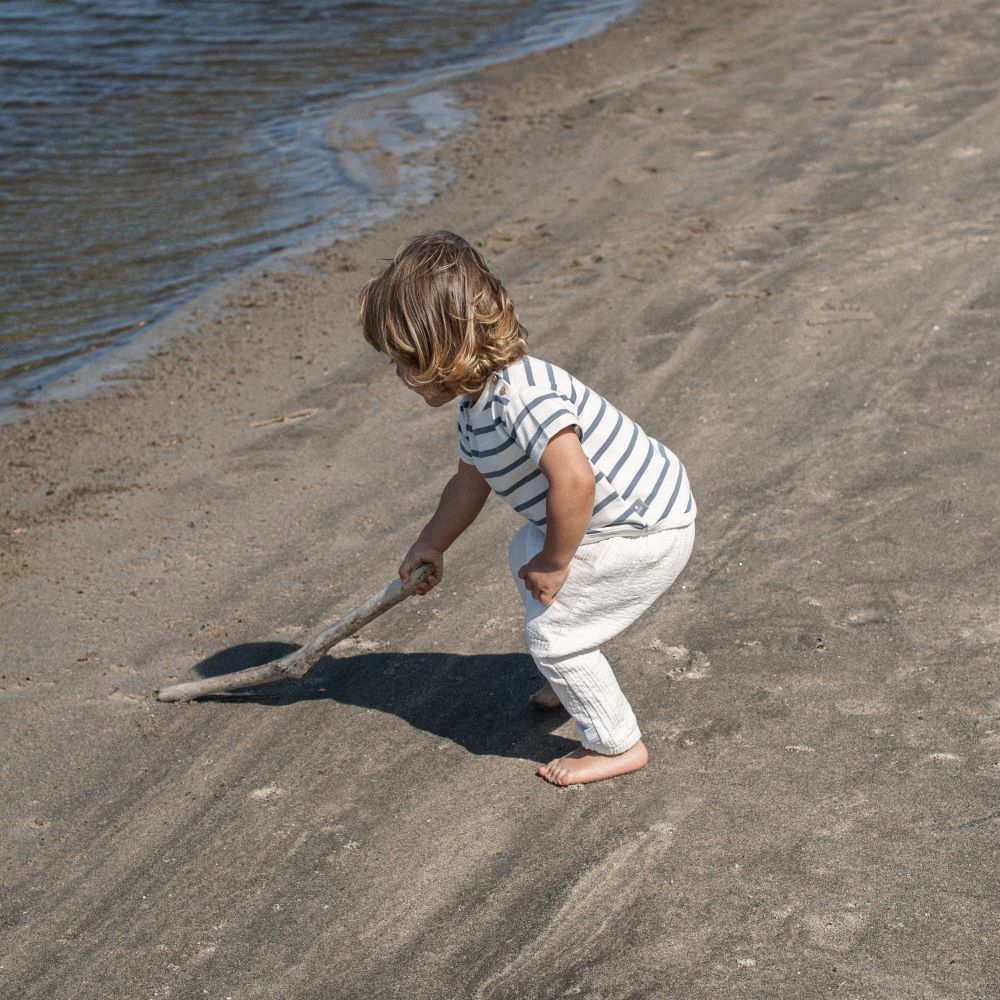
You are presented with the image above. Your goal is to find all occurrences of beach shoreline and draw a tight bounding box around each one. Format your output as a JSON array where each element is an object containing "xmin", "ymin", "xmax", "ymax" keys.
[
  {"xmin": 0, "ymin": 0, "xmax": 640, "ymax": 415},
  {"xmin": 3, "ymin": 0, "xmax": 1000, "ymax": 996}
]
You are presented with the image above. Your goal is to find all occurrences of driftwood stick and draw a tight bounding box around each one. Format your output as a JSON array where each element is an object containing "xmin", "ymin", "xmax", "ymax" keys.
[{"xmin": 155, "ymin": 564, "xmax": 432, "ymax": 703}]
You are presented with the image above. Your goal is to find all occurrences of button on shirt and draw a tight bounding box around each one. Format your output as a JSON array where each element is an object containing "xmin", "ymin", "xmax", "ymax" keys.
[{"xmin": 458, "ymin": 356, "xmax": 695, "ymax": 542}]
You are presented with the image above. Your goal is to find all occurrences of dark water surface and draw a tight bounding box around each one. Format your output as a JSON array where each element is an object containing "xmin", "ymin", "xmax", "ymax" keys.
[{"xmin": 0, "ymin": 0, "xmax": 637, "ymax": 407}]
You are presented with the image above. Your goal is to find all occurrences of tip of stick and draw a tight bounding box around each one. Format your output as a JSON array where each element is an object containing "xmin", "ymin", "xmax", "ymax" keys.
[{"xmin": 154, "ymin": 686, "xmax": 186, "ymax": 703}]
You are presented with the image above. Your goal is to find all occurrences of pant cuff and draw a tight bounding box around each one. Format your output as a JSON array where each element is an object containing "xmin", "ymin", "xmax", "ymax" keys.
[{"xmin": 579, "ymin": 723, "xmax": 642, "ymax": 756}]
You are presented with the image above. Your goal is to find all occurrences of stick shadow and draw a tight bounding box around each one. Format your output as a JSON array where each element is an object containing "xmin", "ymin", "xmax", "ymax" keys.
[{"xmin": 189, "ymin": 642, "xmax": 577, "ymax": 763}]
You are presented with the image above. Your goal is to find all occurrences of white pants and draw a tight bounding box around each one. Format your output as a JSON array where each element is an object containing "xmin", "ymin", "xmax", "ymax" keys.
[{"xmin": 508, "ymin": 521, "xmax": 695, "ymax": 755}]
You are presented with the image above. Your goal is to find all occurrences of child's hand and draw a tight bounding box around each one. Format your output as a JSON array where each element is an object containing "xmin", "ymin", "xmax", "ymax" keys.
[
  {"xmin": 399, "ymin": 542, "xmax": 444, "ymax": 595},
  {"xmin": 518, "ymin": 555, "xmax": 570, "ymax": 607}
]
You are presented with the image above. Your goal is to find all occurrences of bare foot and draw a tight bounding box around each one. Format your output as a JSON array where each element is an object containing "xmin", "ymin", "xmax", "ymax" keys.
[
  {"xmin": 528, "ymin": 680, "xmax": 563, "ymax": 711},
  {"xmin": 537, "ymin": 740, "xmax": 649, "ymax": 786}
]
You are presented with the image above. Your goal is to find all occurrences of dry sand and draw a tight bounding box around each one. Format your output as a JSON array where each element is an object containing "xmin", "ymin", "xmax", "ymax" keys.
[{"xmin": 2, "ymin": 0, "xmax": 999, "ymax": 996}]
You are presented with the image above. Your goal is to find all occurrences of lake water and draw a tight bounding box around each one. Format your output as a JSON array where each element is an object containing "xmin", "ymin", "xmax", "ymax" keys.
[{"xmin": 0, "ymin": 0, "xmax": 637, "ymax": 407}]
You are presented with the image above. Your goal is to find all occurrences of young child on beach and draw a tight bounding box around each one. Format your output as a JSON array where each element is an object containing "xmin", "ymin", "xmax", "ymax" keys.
[{"xmin": 359, "ymin": 232, "xmax": 696, "ymax": 786}]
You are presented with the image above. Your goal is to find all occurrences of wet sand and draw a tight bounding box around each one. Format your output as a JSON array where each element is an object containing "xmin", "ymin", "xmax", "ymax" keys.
[{"xmin": 2, "ymin": 1, "xmax": 999, "ymax": 996}]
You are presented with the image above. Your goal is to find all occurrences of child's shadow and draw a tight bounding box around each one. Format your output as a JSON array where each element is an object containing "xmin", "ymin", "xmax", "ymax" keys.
[{"xmin": 191, "ymin": 643, "xmax": 576, "ymax": 764}]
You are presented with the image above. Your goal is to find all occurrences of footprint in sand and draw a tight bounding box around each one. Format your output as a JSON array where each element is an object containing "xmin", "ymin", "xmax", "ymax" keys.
[
  {"xmin": 845, "ymin": 608, "xmax": 890, "ymax": 626},
  {"xmin": 801, "ymin": 904, "xmax": 869, "ymax": 952},
  {"xmin": 835, "ymin": 698, "xmax": 890, "ymax": 717},
  {"xmin": 613, "ymin": 163, "xmax": 660, "ymax": 185},
  {"xmin": 649, "ymin": 640, "xmax": 711, "ymax": 680},
  {"xmin": 248, "ymin": 784, "xmax": 285, "ymax": 801},
  {"xmin": 480, "ymin": 221, "xmax": 548, "ymax": 255}
]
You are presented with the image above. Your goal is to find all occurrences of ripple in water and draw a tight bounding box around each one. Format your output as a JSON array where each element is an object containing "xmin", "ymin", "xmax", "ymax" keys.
[{"xmin": 0, "ymin": 0, "xmax": 638, "ymax": 408}]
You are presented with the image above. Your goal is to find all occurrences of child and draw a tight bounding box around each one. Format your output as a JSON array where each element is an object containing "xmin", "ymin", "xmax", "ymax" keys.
[{"xmin": 359, "ymin": 231, "xmax": 696, "ymax": 786}]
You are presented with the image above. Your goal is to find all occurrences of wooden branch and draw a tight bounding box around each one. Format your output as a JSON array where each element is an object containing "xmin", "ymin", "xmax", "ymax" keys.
[{"xmin": 155, "ymin": 564, "xmax": 433, "ymax": 703}]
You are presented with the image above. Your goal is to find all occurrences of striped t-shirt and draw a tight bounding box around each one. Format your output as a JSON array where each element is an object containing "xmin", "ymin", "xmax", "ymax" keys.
[{"xmin": 458, "ymin": 356, "xmax": 695, "ymax": 542}]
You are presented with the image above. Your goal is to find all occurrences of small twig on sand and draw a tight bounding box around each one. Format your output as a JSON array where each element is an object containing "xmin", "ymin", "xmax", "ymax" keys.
[{"xmin": 249, "ymin": 408, "xmax": 319, "ymax": 428}]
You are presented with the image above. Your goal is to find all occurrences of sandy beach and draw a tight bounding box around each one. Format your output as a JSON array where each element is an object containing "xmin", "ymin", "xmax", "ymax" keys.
[{"xmin": 3, "ymin": 0, "xmax": 999, "ymax": 996}]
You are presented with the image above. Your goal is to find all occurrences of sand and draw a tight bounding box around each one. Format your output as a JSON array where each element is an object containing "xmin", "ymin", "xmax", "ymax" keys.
[{"xmin": 2, "ymin": 0, "xmax": 999, "ymax": 996}]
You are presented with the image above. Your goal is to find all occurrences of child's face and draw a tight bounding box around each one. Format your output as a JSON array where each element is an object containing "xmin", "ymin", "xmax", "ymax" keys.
[{"xmin": 394, "ymin": 362, "xmax": 455, "ymax": 407}]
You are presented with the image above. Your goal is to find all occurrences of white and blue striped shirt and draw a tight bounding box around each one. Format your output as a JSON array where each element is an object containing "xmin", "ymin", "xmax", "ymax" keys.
[{"xmin": 458, "ymin": 356, "xmax": 695, "ymax": 542}]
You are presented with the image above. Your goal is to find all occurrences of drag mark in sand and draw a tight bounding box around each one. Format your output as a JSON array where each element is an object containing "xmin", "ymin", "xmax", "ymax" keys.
[
  {"xmin": 473, "ymin": 818, "xmax": 686, "ymax": 999},
  {"xmin": 957, "ymin": 810, "xmax": 1000, "ymax": 829}
]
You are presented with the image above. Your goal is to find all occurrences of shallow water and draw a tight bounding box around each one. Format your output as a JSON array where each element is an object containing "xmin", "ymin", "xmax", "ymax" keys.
[{"xmin": 0, "ymin": 0, "xmax": 637, "ymax": 407}]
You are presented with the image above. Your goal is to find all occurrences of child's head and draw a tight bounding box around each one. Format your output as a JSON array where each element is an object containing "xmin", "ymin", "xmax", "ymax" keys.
[{"xmin": 358, "ymin": 231, "xmax": 527, "ymax": 401}]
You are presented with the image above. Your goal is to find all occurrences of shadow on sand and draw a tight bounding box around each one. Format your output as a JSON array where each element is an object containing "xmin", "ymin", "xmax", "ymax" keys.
[{"xmin": 188, "ymin": 642, "xmax": 577, "ymax": 763}]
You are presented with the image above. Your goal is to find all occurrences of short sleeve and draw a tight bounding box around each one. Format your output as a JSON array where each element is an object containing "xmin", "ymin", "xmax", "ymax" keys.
[
  {"xmin": 500, "ymin": 386, "xmax": 580, "ymax": 465},
  {"xmin": 457, "ymin": 405, "xmax": 474, "ymax": 463}
]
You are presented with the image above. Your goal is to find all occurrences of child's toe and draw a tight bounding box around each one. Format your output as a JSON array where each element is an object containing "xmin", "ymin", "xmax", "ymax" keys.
[
  {"xmin": 538, "ymin": 759, "xmax": 562, "ymax": 784},
  {"xmin": 546, "ymin": 763, "xmax": 566, "ymax": 785}
]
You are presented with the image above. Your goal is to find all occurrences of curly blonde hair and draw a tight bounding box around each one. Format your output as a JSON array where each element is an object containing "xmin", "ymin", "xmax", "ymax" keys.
[{"xmin": 358, "ymin": 231, "xmax": 528, "ymax": 397}]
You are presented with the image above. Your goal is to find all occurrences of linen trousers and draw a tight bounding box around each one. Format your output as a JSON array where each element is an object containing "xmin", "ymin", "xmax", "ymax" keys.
[{"xmin": 508, "ymin": 520, "xmax": 695, "ymax": 755}]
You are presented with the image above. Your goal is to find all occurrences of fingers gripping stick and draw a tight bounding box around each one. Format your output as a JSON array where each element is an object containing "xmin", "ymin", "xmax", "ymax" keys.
[{"xmin": 155, "ymin": 564, "xmax": 434, "ymax": 703}]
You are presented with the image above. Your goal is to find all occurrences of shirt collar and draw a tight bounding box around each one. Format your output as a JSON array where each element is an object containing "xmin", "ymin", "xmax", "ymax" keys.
[{"xmin": 467, "ymin": 365, "xmax": 511, "ymax": 418}]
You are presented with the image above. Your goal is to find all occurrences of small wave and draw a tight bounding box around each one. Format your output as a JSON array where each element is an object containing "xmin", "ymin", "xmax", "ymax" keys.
[{"xmin": 0, "ymin": 0, "xmax": 639, "ymax": 412}]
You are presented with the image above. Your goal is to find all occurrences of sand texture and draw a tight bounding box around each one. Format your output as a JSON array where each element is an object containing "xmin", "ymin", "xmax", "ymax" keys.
[{"xmin": 2, "ymin": 0, "xmax": 999, "ymax": 996}]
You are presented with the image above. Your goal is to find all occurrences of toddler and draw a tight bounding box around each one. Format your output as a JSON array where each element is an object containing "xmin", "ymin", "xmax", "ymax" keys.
[{"xmin": 359, "ymin": 231, "xmax": 696, "ymax": 786}]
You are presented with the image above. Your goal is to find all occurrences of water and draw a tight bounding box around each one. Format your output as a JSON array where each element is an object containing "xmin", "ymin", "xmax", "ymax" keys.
[{"xmin": 0, "ymin": 0, "xmax": 637, "ymax": 408}]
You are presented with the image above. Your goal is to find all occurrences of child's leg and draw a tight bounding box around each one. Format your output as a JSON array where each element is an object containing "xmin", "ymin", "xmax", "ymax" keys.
[
  {"xmin": 532, "ymin": 646, "xmax": 649, "ymax": 785},
  {"xmin": 508, "ymin": 520, "xmax": 695, "ymax": 785},
  {"xmin": 532, "ymin": 647, "xmax": 640, "ymax": 754},
  {"xmin": 528, "ymin": 680, "xmax": 562, "ymax": 710}
]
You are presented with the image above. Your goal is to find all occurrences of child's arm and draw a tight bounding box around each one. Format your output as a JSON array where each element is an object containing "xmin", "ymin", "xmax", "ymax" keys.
[
  {"xmin": 399, "ymin": 459, "xmax": 492, "ymax": 594},
  {"xmin": 518, "ymin": 427, "xmax": 596, "ymax": 606}
]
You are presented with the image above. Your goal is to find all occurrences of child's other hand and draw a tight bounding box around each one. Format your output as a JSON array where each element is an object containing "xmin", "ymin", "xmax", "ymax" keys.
[
  {"xmin": 399, "ymin": 542, "xmax": 443, "ymax": 595},
  {"xmin": 518, "ymin": 555, "xmax": 570, "ymax": 607}
]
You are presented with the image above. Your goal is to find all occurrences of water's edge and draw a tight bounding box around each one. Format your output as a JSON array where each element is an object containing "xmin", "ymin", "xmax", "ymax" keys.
[
  {"xmin": 1, "ymin": 0, "xmax": 640, "ymax": 423},
  {"xmin": 2, "ymin": 85, "xmax": 471, "ymax": 418}
]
